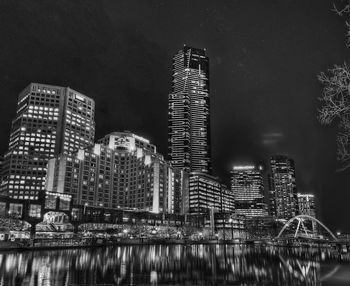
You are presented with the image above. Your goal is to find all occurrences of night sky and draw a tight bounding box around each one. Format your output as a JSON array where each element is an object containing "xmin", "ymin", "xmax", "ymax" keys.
[{"xmin": 1, "ymin": 0, "xmax": 349, "ymax": 231}]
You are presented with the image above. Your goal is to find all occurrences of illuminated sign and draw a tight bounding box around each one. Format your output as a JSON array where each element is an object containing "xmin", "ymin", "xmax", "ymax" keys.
[
  {"xmin": 233, "ymin": 166, "xmax": 256, "ymax": 171},
  {"xmin": 114, "ymin": 135, "xmax": 136, "ymax": 151},
  {"xmin": 75, "ymin": 94, "xmax": 85, "ymax": 102},
  {"xmin": 133, "ymin": 134, "xmax": 150, "ymax": 144}
]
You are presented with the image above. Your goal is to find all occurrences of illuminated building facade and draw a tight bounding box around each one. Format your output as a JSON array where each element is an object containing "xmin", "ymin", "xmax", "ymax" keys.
[
  {"xmin": 98, "ymin": 131, "xmax": 156, "ymax": 153},
  {"xmin": 297, "ymin": 193, "xmax": 317, "ymax": 234},
  {"xmin": 172, "ymin": 168, "xmax": 189, "ymax": 214},
  {"xmin": 297, "ymin": 193, "xmax": 316, "ymax": 217},
  {"xmin": 269, "ymin": 155, "xmax": 298, "ymax": 220},
  {"xmin": 188, "ymin": 172, "xmax": 234, "ymax": 214},
  {"xmin": 231, "ymin": 165, "xmax": 268, "ymax": 217},
  {"xmin": 168, "ymin": 45, "xmax": 212, "ymax": 174},
  {"xmin": 46, "ymin": 132, "xmax": 183, "ymax": 214},
  {"xmin": 221, "ymin": 184, "xmax": 235, "ymax": 213},
  {"xmin": 1, "ymin": 83, "xmax": 95, "ymax": 200}
]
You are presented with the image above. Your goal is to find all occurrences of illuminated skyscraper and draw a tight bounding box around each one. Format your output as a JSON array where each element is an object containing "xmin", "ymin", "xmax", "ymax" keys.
[
  {"xmin": 168, "ymin": 45, "xmax": 212, "ymax": 174},
  {"xmin": 187, "ymin": 172, "xmax": 234, "ymax": 214},
  {"xmin": 1, "ymin": 83, "xmax": 95, "ymax": 200},
  {"xmin": 231, "ymin": 165, "xmax": 268, "ymax": 217},
  {"xmin": 269, "ymin": 155, "xmax": 298, "ymax": 220},
  {"xmin": 297, "ymin": 193, "xmax": 317, "ymax": 234},
  {"xmin": 297, "ymin": 193, "xmax": 316, "ymax": 217}
]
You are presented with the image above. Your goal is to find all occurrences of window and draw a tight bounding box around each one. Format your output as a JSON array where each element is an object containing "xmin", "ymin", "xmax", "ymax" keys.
[
  {"xmin": 59, "ymin": 197, "xmax": 70, "ymax": 211},
  {"xmin": 0, "ymin": 202, "xmax": 6, "ymax": 216},
  {"xmin": 45, "ymin": 194, "xmax": 57, "ymax": 209},
  {"xmin": 9, "ymin": 203, "xmax": 23, "ymax": 218},
  {"xmin": 29, "ymin": 204, "xmax": 41, "ymax": 218}
]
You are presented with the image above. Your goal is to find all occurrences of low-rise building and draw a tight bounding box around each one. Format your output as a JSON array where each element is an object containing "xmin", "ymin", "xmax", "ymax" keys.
[{"xmin": 187, "ymin": 172, "xmax": 234, "ymax": 214}]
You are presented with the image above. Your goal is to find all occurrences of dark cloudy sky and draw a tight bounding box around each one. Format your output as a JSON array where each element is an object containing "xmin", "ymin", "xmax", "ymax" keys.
[{"xmin": 1, "ymin": 0, "xmax": 349, "ymax": 231}]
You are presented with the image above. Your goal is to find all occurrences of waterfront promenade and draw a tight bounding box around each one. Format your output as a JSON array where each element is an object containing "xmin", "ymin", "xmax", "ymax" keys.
[{"xmin": 1, "ymin": 236, "xmax": 349, "ymax": 253}]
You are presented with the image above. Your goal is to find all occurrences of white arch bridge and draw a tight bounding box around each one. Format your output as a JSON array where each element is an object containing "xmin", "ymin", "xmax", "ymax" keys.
[{"xmin": 275, "ymin": 215, "xmax": 337, "ymax": 241}]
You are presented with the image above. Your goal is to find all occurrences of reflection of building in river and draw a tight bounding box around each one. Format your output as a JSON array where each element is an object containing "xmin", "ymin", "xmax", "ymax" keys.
[{"xmin": 0, "ymin": 245, "xmax": 341, "ymax": 285}]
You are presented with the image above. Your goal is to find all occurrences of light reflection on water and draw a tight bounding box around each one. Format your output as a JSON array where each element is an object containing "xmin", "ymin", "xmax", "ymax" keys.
[{"xmin": 0, "ymin": 245, "xmax": 349, "ymax": 285}]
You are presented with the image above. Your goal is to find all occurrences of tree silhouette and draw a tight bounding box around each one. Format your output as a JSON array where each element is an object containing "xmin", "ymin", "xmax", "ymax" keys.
[{"xmin": 318, "ymin": 1, "xmax": 350, "ymax": 171}]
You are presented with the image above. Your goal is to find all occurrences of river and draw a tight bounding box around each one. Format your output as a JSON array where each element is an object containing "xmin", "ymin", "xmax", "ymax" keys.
[{"xmin": 0, "ymin": 244, "xmax": 349, "ymax": 285}]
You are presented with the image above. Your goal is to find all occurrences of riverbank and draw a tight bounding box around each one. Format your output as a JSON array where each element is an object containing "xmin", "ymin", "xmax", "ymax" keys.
[
  {"xmin": 0, "ymin": 238, "xmax": 256, "ymax": 251},
  {"xmin": 0, "ymin": 237, "xmax": 343, "ymax": 252}
]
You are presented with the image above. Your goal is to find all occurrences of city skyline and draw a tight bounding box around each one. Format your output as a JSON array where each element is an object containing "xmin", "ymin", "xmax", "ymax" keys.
[{"xmin": 0, "ymin": 0, "xmax": 349, "ymax": 232}]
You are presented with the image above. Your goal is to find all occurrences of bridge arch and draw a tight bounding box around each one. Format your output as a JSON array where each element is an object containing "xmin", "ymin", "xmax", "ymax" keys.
[{"xmin": 276, "ymin": 215, "xmax": 337, "ymax": 241}]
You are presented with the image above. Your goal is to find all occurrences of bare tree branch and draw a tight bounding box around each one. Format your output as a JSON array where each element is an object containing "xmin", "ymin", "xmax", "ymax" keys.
[
  {"xmin": 332, "ymin": 1, "xmax": 350, "ymax": 46},
  {"xmin": 318, "ymin": 63, "xmax": 350, "ymax": 171},
  {"xmin": 332, "ymin": 2, "xmax": 350, "ymax": 16}
]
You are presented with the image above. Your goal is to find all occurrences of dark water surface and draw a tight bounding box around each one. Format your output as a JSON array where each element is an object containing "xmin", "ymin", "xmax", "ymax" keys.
[{"xmin": 0, "ymin": 245, "xmax": 350, "ymax": 285}]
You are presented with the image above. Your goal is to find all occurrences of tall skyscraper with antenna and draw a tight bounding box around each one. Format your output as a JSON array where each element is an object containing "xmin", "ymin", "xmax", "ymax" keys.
[{"xmin": 168, "ymin": 45, "xmax": 212, "ymax": 174}]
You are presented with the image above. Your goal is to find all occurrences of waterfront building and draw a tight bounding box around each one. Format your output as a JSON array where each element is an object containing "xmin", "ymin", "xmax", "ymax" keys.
[
  {"xmin": 187, "ymin": 172, "xmax": 234, "ymax": 214},
  {"xmin": 204, "ymin": 212, "xmax": 246, "ymax": 240},
  {"xmin": 172, "ymin": 168, "xmax": 189, "ymax": 214},
  {"xmin": 221, "ymin": 183, "xmax": 235, "ymax": 213},
  {"xmin": 297, "ymin": 193, "xmax": 316, "ymax": 217},
  {"xmin": 46, "ymin": 132, "xmax": 184, "ymax": 214},
  {"xmin": 297, "ymin": 193, "xmax": 317, "ymax": 234},
  {"xmin": 231, "ymin": 165, "xmax": 268, "ymax": 217},
  {"xmin": 168, "ymin": 45, "xmax": 212, "ymax": 174},
  {"xmin": 244, "ymin": 216, "xmax": 276, "ymax": 239},
  {"xmin": 0, "ymin": 192, "xmax": 203, "ymax": 235},
  {"xmin": 1, "ymin": 83, "xmax": 95, "ymax": 200},
  {"xmin": 269, "ymin": 155, "xmax": 298, "ymax": 220}
]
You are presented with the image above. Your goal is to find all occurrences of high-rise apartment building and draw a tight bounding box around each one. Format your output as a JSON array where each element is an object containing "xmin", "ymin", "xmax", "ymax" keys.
[
  {"xmin": 297, "ymin": 193, "xmax": 317, "ymax": 234},
  {"xmin": 1, "ymin": 83, "xmax": 95, "ymax": 200},
  {"xmin": 172, "ymin": 168, "xmax": 189, "ymax": 214},
  {"xmin": 269, "ymin": 155, "xmax": 298, "ymax": 220},
  {"xmin": 297, "ymin": 193, "xmax": 316, "ymax": 218},
  {"xmin": 46, "ymin": 132, "xmax": 185, "ymax": 214},
  {"xmin": 187, "ymin": 172, "xmax": 234, "ymax": 214},
  {"xmin": 168, "ymin": 45, "xmax": 212, "ymax": 174},
  {"xmin": 221, "ymin": 183, "xmax": 235, "ymax": 213},
  {"xmin": 231, "ymin": 165, "xmax": 268, "ymax": 218}
]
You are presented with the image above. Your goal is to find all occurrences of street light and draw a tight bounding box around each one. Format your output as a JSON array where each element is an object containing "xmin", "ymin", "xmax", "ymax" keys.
[
  {"xmin": 83, "ymin": 203, "xmax": 88, "ymax": 215},
  {"xmin": 199, "ymin": 232, "xmax": 203, "ymax": 240},
  {"xmin": 228, "ymin": 218, "xmax": 234, "ymax": 240},
  {"xmin": 176, "ymin": 231, "xmax": 181, "ymax": 239},
  {"xmin": 123, "ymin": 229, "xmax": 128, "ymax": 238}
]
